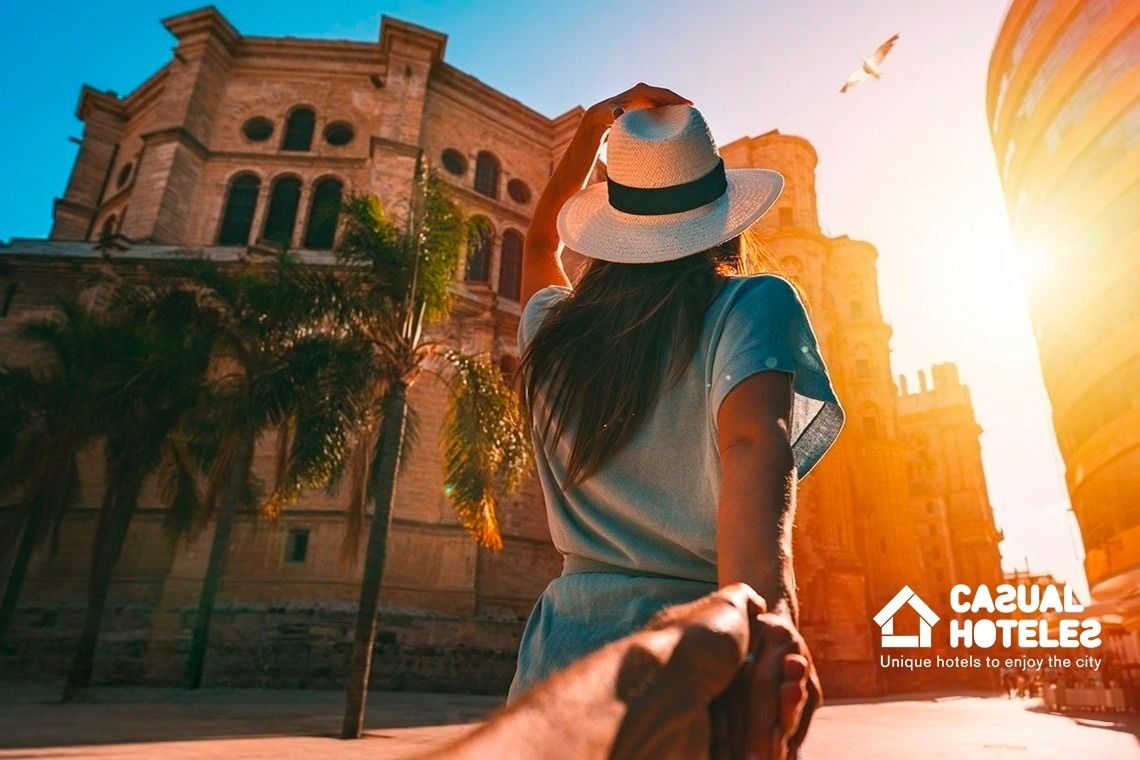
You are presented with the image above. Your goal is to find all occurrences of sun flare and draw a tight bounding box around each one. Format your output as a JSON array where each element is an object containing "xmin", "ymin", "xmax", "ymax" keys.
[{"xmin": 1014, "ymin": 243, "xmax": 1050, "ymax": 287}]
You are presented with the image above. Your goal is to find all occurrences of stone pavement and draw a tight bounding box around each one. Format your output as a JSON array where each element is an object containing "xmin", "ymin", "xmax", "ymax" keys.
[{"xmin": 0, "ymin": 685, "xmax": 1137, "ymax": 758}]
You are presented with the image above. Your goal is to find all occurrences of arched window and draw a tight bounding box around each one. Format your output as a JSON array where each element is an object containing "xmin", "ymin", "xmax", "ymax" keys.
[
  {"xmin": 465, "ymin": 217, "xmax": 493, "ymax": 283},
  {"xmin": 303, "ymin": 178, "xmax": 343, "ymax": 250},
  {"xmin": 282, "ymin": 107, "xmax": 316, "ymax": 152},
  {"xmin": 498, "ymin": 228, "xmax": 524, "ymax": 301},
  {"xmin": 262, "ymin": 176, "xmax": 302, "ymax": 246},
  {"xmin": 217, "ymin": 173, "xmax": 260, "ymax": 245},
  {"xmin": 474, "ymin": 151, "xmax": 500, "ymax": 198},
  {"xmin": 99, "ymin": 215, "xmax": 117, "ymax": 240}
]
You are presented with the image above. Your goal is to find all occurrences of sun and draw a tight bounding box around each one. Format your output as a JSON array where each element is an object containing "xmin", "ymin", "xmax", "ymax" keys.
[{"xmin": 1013, "ymin": 243, "xmax": 1050, "ymax": 287}]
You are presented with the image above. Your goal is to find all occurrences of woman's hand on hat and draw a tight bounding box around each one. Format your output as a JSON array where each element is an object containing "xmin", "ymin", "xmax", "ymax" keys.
[{"xmin": 587, "ymin": 82, "xmax": 692, "ymax": 126}]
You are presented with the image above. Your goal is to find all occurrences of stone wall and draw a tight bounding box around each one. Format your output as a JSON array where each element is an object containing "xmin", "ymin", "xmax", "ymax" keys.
[{"xmin": 0, "ymin": 603, "xmax": 526, "ymax": 695}]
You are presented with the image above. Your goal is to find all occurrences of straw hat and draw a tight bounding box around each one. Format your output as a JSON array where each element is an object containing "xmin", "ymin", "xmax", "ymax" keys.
[{"xmin": 557, "ymin": 105, "xmax": 784, "ymax": 264}]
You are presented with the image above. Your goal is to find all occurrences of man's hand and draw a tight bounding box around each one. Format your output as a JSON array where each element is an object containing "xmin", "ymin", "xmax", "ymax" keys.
[
  {"xmin": 434, "ymin": 583, "xmax": 815, "ymax": 760},
  {"xmin": 682, "ymin": 590, "xmax": 817, "ymax": 759}
]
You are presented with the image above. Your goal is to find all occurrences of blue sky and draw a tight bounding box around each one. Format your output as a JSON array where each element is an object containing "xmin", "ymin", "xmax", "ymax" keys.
[{"xmin": 0, "ymin": 1, "xmax": 1085, "ymax": 592}]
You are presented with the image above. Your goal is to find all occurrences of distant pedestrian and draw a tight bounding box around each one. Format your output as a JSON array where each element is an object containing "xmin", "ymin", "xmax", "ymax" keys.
[
  {"xmin": 1016, "ymin": 670, "xmax": 1029, "ymax": 698},
  {"xmin": 1000, "ymin": 668, "xmax": 1015, "ymax": 698}
]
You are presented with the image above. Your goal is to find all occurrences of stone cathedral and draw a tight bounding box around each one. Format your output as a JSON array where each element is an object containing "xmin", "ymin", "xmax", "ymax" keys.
[{"xmin": 0, "ymin": 7, "xmax": 1004, "ymax": 697}]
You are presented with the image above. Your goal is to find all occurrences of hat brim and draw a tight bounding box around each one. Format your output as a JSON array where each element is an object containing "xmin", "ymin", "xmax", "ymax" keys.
[{"xmin": 556, "ymin": 169, "xmax": 784, "ymax": 264}]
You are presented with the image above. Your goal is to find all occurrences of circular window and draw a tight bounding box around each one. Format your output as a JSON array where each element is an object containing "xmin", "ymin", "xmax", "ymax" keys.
[
  {"xmin": 441, "ymin": 148, "xmax": 467, "ymax": 176},
  {"xmin": 507, "ymin": 178, "xmax": 532, "ymax": 204},
  {"xmin": 324, "ymin": 121, "xmax": 355, "ymax": 146},
  {"xmin": 242, "ymin": 117, "xmax": 274, "ymax": 142},
  {"xmin": 116, "ymin": 162, "xmax": 133, "ymax": 189}
]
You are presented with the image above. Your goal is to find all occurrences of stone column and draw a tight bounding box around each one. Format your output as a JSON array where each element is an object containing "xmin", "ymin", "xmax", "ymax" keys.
[
  {"xmin": 121, "ymin": 10, "xmax": 236, "ymax": 243},
  {"xmin": 51, "ymin": 89, "xmax": 125, "ymax": 240}
]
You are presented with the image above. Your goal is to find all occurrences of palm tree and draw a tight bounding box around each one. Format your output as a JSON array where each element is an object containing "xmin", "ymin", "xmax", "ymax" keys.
[
  {"xmin": 337, "ymin": 164, "xmax": 530, "ymax": 739},
  {"xmin": 178, "ymin": 252, "xmax": 372, "ymax": 689},
  {"xmin": 62, "ymin": 283, "xmax": 218, "ymax": 701},
  {"xmin": 0, "ymin": 300, "xmax": 105, "ymax": 645}
]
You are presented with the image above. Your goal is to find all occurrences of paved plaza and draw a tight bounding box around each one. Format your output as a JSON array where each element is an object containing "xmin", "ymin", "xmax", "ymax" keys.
[{"xmin": 0, "ymin": 685, "xmax": 1137, "ymax": 758}]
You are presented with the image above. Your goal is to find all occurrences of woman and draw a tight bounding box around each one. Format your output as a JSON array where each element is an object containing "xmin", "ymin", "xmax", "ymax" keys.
[{"xmin": 510, "ymin": 84, "xmax": 845, "ymax": 756}]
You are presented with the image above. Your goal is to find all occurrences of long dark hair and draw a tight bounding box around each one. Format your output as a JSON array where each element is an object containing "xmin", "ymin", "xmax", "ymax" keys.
[{"xmin": 519, "ymin": 232, "xmax": 763, "ymax": 486}]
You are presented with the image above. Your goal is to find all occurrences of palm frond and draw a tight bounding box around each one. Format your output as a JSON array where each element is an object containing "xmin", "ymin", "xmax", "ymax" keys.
[
  {"xmin": 411, "ymin": 167, "xmax": 469, "ymax": 324},
  {"xmin": 158, "ymin": 438, "xmax": 205, "ymax": 539},
  {"xmin": 262, "ymin": 336, "xmax": 373, "ymax": 517},
  {"xmin": 335, "ymin": 193, "xmax": 409, "ymax": 305},
  {"xmin": 438, "ymin": 350, "xmax": 531, "ymax": 551}
]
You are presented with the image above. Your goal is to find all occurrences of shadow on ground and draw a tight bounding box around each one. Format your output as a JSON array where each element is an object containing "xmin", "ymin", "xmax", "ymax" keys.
[
  {"xmin": 1026, "ymin": 702, "xmax": 1140, "ymax": 737},
  {"xmin": 0, "ymin": 684, "xmax": 504, "ymax": 749}
]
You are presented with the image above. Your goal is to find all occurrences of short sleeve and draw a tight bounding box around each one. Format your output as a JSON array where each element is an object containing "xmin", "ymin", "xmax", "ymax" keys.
[
  {"xmin": 710, "ymin": 276, "xmax": 845, "ymax": 479},
  {"xmin": 518, "ymin": 285, "xmax": 572, "ymax": 351}
]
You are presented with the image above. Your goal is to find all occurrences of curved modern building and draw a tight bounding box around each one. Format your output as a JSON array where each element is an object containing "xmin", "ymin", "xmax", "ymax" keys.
[{"xmin": 987, "ymin": 1, "xmax": 1140, "ymax": 625}]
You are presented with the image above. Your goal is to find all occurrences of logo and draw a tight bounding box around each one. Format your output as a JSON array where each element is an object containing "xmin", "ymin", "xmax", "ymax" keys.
[
  {"xmin": 873, "ymin": 585, "xmax": 940, "ymax": 648},
  {"xmin": 948, "ymin": 583, "xmax": 1100, "ymax": 648}
]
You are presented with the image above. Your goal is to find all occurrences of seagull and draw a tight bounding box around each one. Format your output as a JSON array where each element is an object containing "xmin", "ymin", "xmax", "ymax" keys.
[{"xmin": 841, "ymin": 34, "xmax": 900, "ymax": 93}]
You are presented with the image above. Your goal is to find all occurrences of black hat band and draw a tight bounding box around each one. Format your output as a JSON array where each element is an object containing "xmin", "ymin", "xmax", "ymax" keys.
[{"xmin": 606, "ymin": 157, "xmax": 728, "ymax": 216}]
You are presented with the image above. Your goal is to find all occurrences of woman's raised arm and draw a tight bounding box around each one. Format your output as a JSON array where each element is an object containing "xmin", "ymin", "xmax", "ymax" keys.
[{"xmin": 520, "ymin": 83, "xmax": 691, "ymax": 309}]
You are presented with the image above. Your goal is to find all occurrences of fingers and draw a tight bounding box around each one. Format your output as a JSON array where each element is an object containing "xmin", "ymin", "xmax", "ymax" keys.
[
  {"xmin": 719, "ymin": 582, "xmax": 768, "ymax": 619},
  {"xmin": 646, "ymin": 583, "xmax": 764, "ymax": 639},
  {"xmin": 779, "ymin": 655, "xmax": 809, "ymax": 743},
  {"xmin": 641, "ymin": 82, "xmax": 692, "ymax": 106},
  {"xmin": 746, "ymin": 630, "xmax": 786, "ymax": 759},
  {"xmin": 751, "ymin": 654, "xmax": 809, "ymax": 760},
  {"xmin": 787, "ymin": 670, "xmax": 821, "ymax": 753},
  {"xmin": 613, "ymin": 83, "xmax": 693, "ymax": 112},
  {"xmin": 640, "ymin": 586, "xmax": 767, "ymax": 708},
  {"xmin": 745, "ymin": 613, "xmax": 820, "ymax": 759},
  {"xmin": 589, "ymin": 83, "xmax": 693, "ymax": 128},
  {"xmin": 669, "ymin": 606, "xmax": 751, "ymax": 702}
]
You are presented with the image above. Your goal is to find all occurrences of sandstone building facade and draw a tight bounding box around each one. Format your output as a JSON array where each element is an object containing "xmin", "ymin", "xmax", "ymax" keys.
[
  {"xmin": 1, "ymin": 7, "xmax": 1003, "ymax": 696},
  {"xmin": 986, "ymin": 0, "xmax": 1140, "ymax": 634}
]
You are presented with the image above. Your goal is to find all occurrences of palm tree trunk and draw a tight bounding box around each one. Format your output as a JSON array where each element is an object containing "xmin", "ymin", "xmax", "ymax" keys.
[
  {"xmin": 183, "ymin": 431, "xmax": 256, "ymax": 689},
  {"xmin": 341, "ymin": 381, "xmax": 408, "ymax": 739},
  {"xmin": 62, "ymin": 470, "xmax": 144, "ymax": 702},
  {"xmin": 0, "ymin": 507, "xmax": 41, "ymax": 644}
]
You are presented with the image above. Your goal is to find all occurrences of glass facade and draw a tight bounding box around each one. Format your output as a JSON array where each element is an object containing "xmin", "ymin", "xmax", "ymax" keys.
[{"xmin": 988, "ymin": 0, "xmax": 1140, "ymax": 621}]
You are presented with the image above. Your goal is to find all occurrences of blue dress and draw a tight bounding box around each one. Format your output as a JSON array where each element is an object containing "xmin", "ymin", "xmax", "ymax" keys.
[{"xmin": 508, "ymin": 274, "xmax": 844, "ymax": 699}]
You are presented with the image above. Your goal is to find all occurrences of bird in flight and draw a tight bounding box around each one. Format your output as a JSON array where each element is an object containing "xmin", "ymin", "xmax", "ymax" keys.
[{"xmin": 841, "ymin": 33, "xmax": 900, "ymax": 93}]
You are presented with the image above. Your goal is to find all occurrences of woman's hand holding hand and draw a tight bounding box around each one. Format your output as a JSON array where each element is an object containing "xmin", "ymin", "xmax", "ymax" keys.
[{"xmin": 743, "ymin": 608, "xmax": 822, "ymax": 759}]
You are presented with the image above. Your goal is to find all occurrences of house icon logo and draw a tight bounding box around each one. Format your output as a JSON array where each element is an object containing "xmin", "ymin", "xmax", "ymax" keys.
[{"xmin": 873, "ymin": 585, "xmax": 940, "ymax": 648}]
